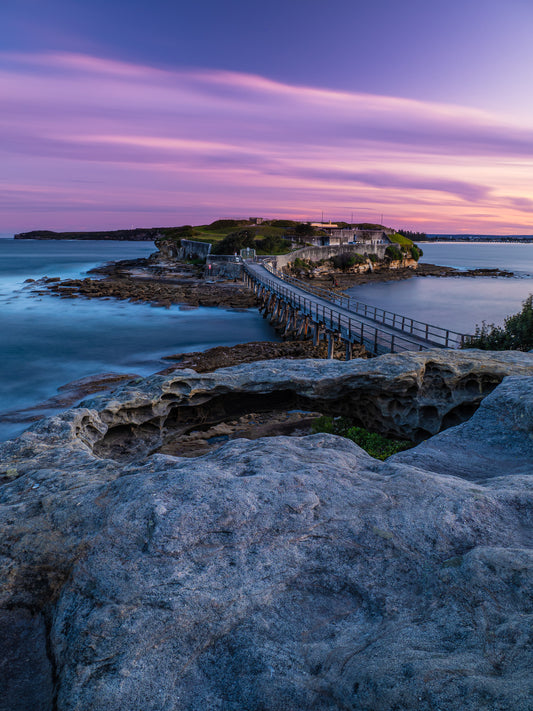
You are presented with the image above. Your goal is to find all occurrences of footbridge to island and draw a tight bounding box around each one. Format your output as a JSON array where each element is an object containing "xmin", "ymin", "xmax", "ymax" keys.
[{"xmin": 243, "ymin": 261, "xmax": 470, "ymax": 358}]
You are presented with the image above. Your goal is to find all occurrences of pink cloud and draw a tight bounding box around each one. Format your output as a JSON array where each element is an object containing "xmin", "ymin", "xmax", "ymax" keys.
[{"xmin": 1, "ymin": 51, "xmax": 533, "ymax": 233}]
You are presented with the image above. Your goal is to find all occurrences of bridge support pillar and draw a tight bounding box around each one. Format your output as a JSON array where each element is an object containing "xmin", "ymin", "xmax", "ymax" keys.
[
  {"xmin": 326, "ymin": 333, "xmax": 335, "ymax": 359},
  {"xmin": 344, "ymin": 340, "xmax": 353, "ymax": 361},
  {"xmin": 283, "ymin": 307, "xmax": 294, "ymax": 337}
]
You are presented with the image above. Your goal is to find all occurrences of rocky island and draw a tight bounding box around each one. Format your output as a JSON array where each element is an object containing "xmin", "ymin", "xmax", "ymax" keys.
[{"xmin": 1, "ymin": 349, "xmax": 532, "ymax": 710}]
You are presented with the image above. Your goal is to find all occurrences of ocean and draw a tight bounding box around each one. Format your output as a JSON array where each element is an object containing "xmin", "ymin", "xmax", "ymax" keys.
[
  {"xmin": 0, "ymin": 239, "xmax": 278, "ymax": 442},
  {"xmin": 345, "ymin": 242, "xmax": 533, "ymax": 335}
]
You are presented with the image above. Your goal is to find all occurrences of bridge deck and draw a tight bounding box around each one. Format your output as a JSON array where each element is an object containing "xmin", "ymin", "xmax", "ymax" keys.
[{"xmin": 245, "ymin": 262, "xmax": 468, "ymax": 355}]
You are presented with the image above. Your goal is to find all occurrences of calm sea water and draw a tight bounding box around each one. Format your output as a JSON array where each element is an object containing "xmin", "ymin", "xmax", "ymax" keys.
[
  {"xmin": 0, "ymin": 239, "xmax": 278, "ymax": 441},
  {"xmin": 345, "ymin": 242, "xmax": 533, "ymax": 335},
  {"xmin": 420, "ymin": 242, "xmax": 533, "ymax": 274}
]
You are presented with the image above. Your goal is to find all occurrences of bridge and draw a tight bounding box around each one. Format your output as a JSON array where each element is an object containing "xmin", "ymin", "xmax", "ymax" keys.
[{"xmin": 244, "ymin": 261, "xmax": 470, "ymax": 358}]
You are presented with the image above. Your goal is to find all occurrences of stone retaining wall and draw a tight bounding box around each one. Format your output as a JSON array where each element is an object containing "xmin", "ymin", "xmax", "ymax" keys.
[
  {"xmin": 179, "ymin": 239, "xmax": 212, "ymax": 260},
  {"xmin": 274, "ymin": 243, "xmax": 388, "ymax": 269},
  {"xmin": 205, "ymin": 261, "xmax": 244, "ymax": 279}
]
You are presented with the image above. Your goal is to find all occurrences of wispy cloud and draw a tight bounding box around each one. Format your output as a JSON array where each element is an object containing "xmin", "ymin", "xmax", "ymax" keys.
[{"xmin": 1, "ymin": 51, "xmax": 533, "ymax": 232}]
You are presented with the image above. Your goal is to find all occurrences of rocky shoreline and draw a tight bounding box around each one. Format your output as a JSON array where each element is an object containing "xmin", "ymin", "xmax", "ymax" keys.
[
  {"xmin": 1, "ymin": 350, "xmax": 532, "ymax": 710},
  {"xmin": 293, "ymin": 261, "xmax": 515, "ymax": 289},
  {"xmin": 27, "ymin": 254, "xmax": 515, "ymax": 311},
  {"xmin": 28, "ymin": 257, "xmax": 258, "ymax": 309}
]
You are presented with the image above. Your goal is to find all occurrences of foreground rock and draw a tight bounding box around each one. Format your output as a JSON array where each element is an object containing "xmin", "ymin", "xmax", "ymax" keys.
[
  {"xmin": 82, "ymin": 349, "xmax": 533, "ymax": 460},
  {"xmin": 0, "ymin": 350, "xmax": 532, "ymax": 710},
  {"xmin": 391, "ymin": 374, "xmax": 533, "ymax": 480}
]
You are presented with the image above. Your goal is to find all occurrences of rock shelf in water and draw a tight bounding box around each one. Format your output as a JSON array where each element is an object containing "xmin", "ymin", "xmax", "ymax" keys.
[{"xmin": 0, "ymin": 349, "xmax": 532, "ymax": 710}]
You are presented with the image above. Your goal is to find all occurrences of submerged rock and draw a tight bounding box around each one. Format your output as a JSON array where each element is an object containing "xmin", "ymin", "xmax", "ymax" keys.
[{"xmin": 0, "ymin": 350, "xmax": 532, "ymax": 710}]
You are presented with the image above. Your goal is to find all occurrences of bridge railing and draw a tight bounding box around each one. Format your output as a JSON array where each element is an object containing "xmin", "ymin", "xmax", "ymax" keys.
[
  {"xmin": 258, "ymin": 263, "xmax": 469, "ymax": 348},
  {"xmin": 246, "ymin": 267, "xmax": 439, "ymax": 356}
]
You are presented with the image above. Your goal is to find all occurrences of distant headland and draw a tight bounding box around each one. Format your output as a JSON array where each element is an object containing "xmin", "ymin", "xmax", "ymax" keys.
[
  {"xmin": 424, "ymin": 234, "xmax": 533, "ymax": 243},
  {"xmin": 13, "ymin": 223, "xmax": 533, "ymax": 243},
  {"xmin": 14, "ymin": 228, "xmax": 161, "ymax": 240}
]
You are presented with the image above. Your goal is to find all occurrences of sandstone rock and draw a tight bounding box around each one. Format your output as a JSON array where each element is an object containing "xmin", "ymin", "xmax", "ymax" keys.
[
  {"xmin": 0, "ymin": 352, "xmax": 532, "ymax": 710},
  {"xmin": 80, "ymin": 349, "xmax": 533, "ymax": 460},
  {"xmin": 390, "ymin": 374, "xmax": 533, "ymax": 481}
]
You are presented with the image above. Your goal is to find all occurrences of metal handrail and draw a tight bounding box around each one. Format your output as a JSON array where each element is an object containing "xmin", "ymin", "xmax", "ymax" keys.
[
  {"xmin": 257, "ymin": 263, "xmax": 470, "ymax": 348},
  {"xmin": 245, "ymin": 266, "xmax": 429, "ymax": 356}
]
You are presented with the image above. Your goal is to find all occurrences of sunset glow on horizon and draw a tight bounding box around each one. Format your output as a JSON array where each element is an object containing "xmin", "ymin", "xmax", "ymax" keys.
[{"xmin": 2, "ymin": 1, "xmax": 533, "ymax": 235}]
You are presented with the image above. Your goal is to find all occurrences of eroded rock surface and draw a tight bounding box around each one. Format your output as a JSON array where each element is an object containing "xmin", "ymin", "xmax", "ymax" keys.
[
  {"xmin": 81, "ymin": 349, "xmax": 533, "ymax": 460},
  {"xmin": 391, "ymin": 374, "xmax": 533, "ymax": 482},
  {"xmin": 0, "ymin": 351, "xmax": 532, "ymax": 710}
]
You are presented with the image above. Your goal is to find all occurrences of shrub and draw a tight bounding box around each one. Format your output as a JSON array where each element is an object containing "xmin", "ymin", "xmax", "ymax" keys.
[
  {"xmin": 385, "ymin": 245, "xmax": 403, "ymax": 261},
  {"xmin": 255, "ymin": 235, "xmax": 292, "ymax": 255},
  {"xmin": 311, "ymin": 416, "xmax": 412, "ymax": 460},
  {"xmin": 293, "ymin": 257, "xmax": 311, "ymax": 271},
  {"xmin": 463, "ymin": 294, "xmax": 533, "ymax": 351},
  {"xmin": 212, "ymin": 229, "xmax": 255, "ymax": 254},
  {"xmin": 212, "ymin": 230, "xmax": 291, "ymax": 255},
  {"xmin": 162, "ymin": 225, "xmax": 196, "ymax": 240},
  {"xmin": 294, "ymin": 223, "xmax": 316, "ymax": 237},
  {"xmin": 331, "ymin": 252, "xmax": 365, "ymax": 270},
  {"xmin": 410, "ymin": 245, "xmax": 423, "ymax": 261},
  {"xmin": 368, "ymin": 253, "xmax": 379, "ymax": 263}
]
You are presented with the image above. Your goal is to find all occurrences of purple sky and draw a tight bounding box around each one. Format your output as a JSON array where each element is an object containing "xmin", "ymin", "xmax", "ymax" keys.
[{"xmin": 2, "ymin": 0, "xmax": 533, "ymax": 233}]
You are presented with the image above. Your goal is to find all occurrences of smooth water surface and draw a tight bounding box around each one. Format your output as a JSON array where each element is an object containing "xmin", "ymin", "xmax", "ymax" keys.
[
  {"xmin": 0, "ymin": 240, "xmax": 278, "ymax": 441},
  {"xmin": 347, "ymin": 243, "xmax": 533, "ymax": 334},
  {"xmin": 420, "ymin": 242, "xmax": 533, "ymax": 275}
]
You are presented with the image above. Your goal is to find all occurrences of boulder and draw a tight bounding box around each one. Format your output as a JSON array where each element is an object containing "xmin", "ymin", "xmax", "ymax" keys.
[{"xmin": 0, "ymin": 351, "xmax": 532, "ymax": 710}]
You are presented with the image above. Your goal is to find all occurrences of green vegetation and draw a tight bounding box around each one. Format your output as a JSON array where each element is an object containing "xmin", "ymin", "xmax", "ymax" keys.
[
  {"xmin": 270, "ymin": 219, "xmax": 299, "ymax": 229},
  {"xmin": 207, "ymin": 219, "xmax": 248, "ymax": 231},
  {"xmin": 463, "ymin": 295, "xmax": 533, "ymax": 351},
  {"xmin": 398, "ymin": 229, "xmax": 427, "ymax": 242},
  {"xmin": 311, "ymin": 416, "xmax": 413, "ymax": 460},
  {"xmin": 159, "ymin": 219, "xmax": 293, "ymax": 254},
  {"xmin": 211, "ymin": 228, "xmax": 291, "ymax": 255},
  {"xmin": 385, "ymin": 233, "xmax": 423, "ymax": 261},
  {"xmin": 293, "ymin": 257, "xmax": 311, "ymax": 271},
  {"xmin": 410, "ymin": 245, "xmax": 423, "ymax": 261},
  {"xmin": 294, "ymin": 223, "xmax": 316, "ymax": 237},
  {"xmin": 331, "ymin": 252, "xmax": 366, "ymax": 270},
  {"xmin": 385, "ymin": 244, "xmax": 403, "ymax": 261},
  {"xmin": 16, "ymin": 228, "xmax": 162, "ymax": 241},
  {"xmin": 388, "ymin": 232, "xmax": 414, "ymax": 247}
]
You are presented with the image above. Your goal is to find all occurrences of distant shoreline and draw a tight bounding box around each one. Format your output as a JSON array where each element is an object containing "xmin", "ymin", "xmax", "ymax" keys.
[
  {"xmin": 422, "ymin": 237, "xmax": 533, "ymax": 243},
  {"xmin": 13, "ymin": 228, "xmax": 533, "ymax": 244},
  {"xmin": 14, "ymin": 228, "xmax": 158, "ymax": 241}
]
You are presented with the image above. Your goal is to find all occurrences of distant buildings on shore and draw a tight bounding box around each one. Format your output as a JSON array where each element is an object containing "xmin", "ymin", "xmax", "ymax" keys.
[{"xmin": 424, "ymin": 235, "xmax": 533, "ymax": 243}]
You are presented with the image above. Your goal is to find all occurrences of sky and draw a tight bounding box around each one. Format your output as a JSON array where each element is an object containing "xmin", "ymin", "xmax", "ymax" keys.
[{"xmin": 1, "ymin": 0, "xmax": 533, "ymax": 234}]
